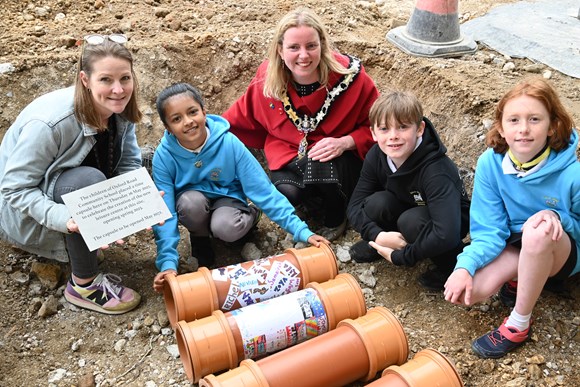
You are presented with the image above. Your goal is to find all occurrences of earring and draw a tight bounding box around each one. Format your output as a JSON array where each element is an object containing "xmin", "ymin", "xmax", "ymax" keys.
[{"xmin": 87, "ymin": 88, "xmax": 91, "ymax": 93}]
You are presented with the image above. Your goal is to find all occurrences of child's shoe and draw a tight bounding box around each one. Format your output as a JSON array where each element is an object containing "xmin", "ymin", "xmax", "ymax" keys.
[
  {"xmin": 471, "ymin": 318, "xmax": 531, "ymax": 359},
  {"xmin": 319, "ymin": 218, "xmax": 347, "ymax": 242},
  {"xmin": 417, "ymin": 266, "xmax": 449, "ymax": 291},
  {"xmin": 349, "ymin": 240, "xmax": 381, "ymax": 263},
  {"xmin": 96, "ymin": 249, "xmax": 105, "ymax": 264},
  {"xmin": 249, "ymin": 204, "xmax": 262, "ymax": 231},
  {"xmin": 498, "ymin": 280, "xmax": 517, "ymax": 307},
  {"xmin": 190, "ymin": 235, "xmax": 215, "ymax": 268},
  {"xmin": 239, "ymin": 205, "xmax": 262, "ymax": 241},
  {"xmin": 64, "ymin": 273, "xmax": 141, "ymax": 315}
]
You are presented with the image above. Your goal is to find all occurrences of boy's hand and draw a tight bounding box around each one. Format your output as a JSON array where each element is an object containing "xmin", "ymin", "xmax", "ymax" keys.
[
  {"xmin": 375, "ymin": 231, "xmax": 407, "ymax": 250},
  {"xmin": 368, "ymin": 241, "xmax": 394, "ymax": 263}
]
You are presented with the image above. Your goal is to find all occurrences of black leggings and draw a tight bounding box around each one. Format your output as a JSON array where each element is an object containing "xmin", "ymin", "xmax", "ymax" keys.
[
  {"xmin": 53, "ymin": 166, "xmax": 106, "ymax": 279},
  {"xmin": 276, "ymin": 182, "xmax": 346, "ymax": 227},
  {"xmin": 272, "ymin": 151, "xmax": 362, "ymax": 228}
]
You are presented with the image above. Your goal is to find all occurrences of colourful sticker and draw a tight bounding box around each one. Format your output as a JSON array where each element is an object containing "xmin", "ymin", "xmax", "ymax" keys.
[
  {"xmin": 281, "ymin": 260, "xmax": 300, "ymax": 277},
  {"xmin": 231, "ymin": 288, "xmax": 328, "ymax": 359},
  {"xmin": 218, "ymin": 256, "xmax": 303, "ymax": 310},
  {"xmin": 229, "ymin": 266, "xmax": 250, "ymax": 281},
  {"xmin": 222, "ymin": 281, "xmax": 240, "ymax": 310},
  {"xmin": 211, "ymin": 266, "xmax": 229, "ymax": 282}
]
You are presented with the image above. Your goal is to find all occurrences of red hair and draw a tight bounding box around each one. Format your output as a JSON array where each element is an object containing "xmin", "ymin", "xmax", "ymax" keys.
[{"xmin": 486, "ymin": 78, "xmax": 574, "ymax": 153}]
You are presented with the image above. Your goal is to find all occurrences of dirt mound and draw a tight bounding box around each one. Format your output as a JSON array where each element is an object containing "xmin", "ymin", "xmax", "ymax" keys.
[{"xmin": 1, "ymin": 1, "xmax": 579, "ymax": 386}]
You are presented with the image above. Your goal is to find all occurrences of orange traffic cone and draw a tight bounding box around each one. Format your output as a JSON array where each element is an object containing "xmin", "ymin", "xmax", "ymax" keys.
[
  {"xmin": 386, "ymin": 0, "xmax": 476, "ymax": 57},
  {"xmin": 365, "ymin": 348, "xmax": 464, "ymax": 387},
  {"xmin": 163, "ymin": 243, "xmax": 338, "ymax": 326}
]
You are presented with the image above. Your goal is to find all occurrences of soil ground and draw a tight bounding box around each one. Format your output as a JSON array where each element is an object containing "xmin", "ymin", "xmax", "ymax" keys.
[{"xmin": 1, "ymin": 1, "xmax": 580, "ymax": 386}]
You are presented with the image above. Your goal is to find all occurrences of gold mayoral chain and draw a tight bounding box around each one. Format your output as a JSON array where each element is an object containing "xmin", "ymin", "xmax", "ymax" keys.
[{"xmin": 281, "ymin": 56, "xmax": 361, "ymax": 159}]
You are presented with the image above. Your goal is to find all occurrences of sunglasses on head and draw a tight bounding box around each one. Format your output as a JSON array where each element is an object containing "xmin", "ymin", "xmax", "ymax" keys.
[{"xmin": 83, "ymin": 34, "xmax": 128, "ymax": 45}]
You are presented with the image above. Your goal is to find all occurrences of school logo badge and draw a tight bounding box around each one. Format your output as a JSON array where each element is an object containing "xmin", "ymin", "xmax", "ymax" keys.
[
  {"xmin": 411, "ymin": 190, "xmax": 425, "ymax": 206},
  {"xmin": 210, "ymin": 168, "xmax": 222, "ymax": 181},
  {"xmin": 544, "ymin": 195, "xmax": 559, "ymax": 208}
]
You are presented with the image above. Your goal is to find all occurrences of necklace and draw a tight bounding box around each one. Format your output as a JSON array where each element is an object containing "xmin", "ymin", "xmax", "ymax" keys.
[{"xmin": 281, "ymin": 56, "xmax": 361, "ymax": 159}]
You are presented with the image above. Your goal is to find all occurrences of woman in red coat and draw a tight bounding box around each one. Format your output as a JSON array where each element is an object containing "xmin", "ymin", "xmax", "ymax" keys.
[{"xmin": 223, "ymin": 7, "xmax": 379, "ymax": 241}]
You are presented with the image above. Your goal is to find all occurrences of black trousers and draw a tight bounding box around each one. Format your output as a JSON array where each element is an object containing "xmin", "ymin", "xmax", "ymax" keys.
[{"xmin": 363, "ymin": 190, "xmax": 464, "ymax": 273}]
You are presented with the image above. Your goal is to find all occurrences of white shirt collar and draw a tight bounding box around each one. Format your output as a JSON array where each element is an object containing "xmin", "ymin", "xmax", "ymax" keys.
[{"xmin": 501, "ymin": 152, "xmax": 547, "ymax": 177}]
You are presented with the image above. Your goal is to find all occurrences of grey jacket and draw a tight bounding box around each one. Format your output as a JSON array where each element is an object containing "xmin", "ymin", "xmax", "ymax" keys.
[{"xmin": 0, "ymin": 87, "xmax": 141, "ymax": 261}]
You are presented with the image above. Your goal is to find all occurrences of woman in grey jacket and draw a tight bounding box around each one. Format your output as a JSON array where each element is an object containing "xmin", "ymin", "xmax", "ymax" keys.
[{"xmin": 0, "ymin": 35, "xmax": 143, "ymax": 314}]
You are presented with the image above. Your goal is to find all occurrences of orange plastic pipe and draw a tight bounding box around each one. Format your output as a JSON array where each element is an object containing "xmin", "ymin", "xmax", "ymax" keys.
[
  {"xmin": 164, "ymin": 243, "xmax": 338, "ymax": 326},
  {"xmin": 200, "ymin": 307, "xmax": 409, "ymax": 387},
  {"xmin": 366, "ymin": 348, "xmax": 464, "ymax": 387},
  {"xmin": 176, "ymin": 273, "xmax": 366, "ymax": 383}
]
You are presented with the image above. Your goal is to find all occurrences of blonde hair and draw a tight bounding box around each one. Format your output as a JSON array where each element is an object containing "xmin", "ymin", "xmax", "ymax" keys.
[
  {"xmin": 486, "ymin": 77, "xmax": 574, "ymax": 153},
  {"xmin": 263, "ymin": 7, "xmax": 352, "ymax": 100},
  {"xmin": 74, "ymin": 40, "xmax": 142, "ymax": 130},
  {"xmin": 368, "ymin": 91, "xmax": 424, "ymax": 129}
]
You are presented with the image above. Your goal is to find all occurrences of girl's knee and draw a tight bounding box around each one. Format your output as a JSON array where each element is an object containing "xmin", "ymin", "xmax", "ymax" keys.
[
  {"xmin": 211, "ymin": 221, "xmax": 245, "ymax": 242},
  {"xmin": 210, "ymin": 207, "xmax": 250, "ymax": 242},
  {"xmin": 521, "ymin": 223, "xmax": 554, "ymax": 250},
  {"xmin": 177, "ymin": 191, "xmax": 210, "ymax": 230},
  {"xmin": 176, "ymin": 190, "xmax": 209, "ymax": 212}
]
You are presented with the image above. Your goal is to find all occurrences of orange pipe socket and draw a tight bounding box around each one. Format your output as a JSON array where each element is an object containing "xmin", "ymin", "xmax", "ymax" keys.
[
  {"xmin": 199, "ymin": 306, "xmax": 409, "ymax": 387},
  {"xmin": 164, "ymin": 243, "xmax": 338, "ymax": 327},
  {"xmin": 366, "ymin": 348, "xmax": 464, "ymax": 387},
  {"xmin": 176, "ymin": 272, "xmax": 366, "ymax": 383}
]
